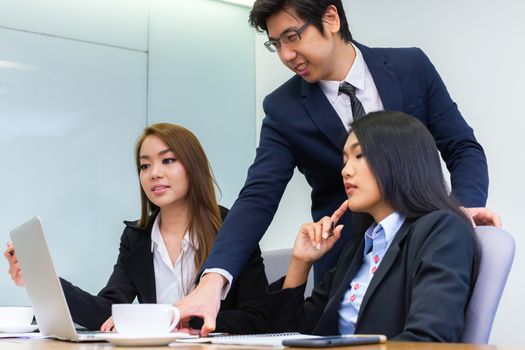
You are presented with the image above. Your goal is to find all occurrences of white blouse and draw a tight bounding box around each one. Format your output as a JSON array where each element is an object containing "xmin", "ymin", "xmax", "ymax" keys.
[{"xmin": 150, "ymin": 214, "xmax": 197, "ymax": 304}]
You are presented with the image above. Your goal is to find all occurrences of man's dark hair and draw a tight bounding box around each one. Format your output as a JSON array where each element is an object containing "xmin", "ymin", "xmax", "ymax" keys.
[{"xmin": 249, "ymin": 0, "xmax": 352, "ymax": 43}]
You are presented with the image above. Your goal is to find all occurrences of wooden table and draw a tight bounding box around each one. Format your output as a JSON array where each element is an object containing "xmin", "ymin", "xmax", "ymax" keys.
[{"xmin": 0, "ymin": 339, "xmax": 521, "ymax": 350}]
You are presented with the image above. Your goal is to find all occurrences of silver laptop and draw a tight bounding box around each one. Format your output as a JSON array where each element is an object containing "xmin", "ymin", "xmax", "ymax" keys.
[{"xmin": 10, "ymin": 216, "xmax": 105, "ymax": 342}]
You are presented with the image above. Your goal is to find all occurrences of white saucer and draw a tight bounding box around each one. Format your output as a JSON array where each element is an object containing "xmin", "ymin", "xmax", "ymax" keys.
[
  {"xmin": 0, "ymin": 325, "xmax": 38, "ymax": 333},
  {"xmin": 100, "ymin": 332, "xmax": 197, "ymax": 346}
]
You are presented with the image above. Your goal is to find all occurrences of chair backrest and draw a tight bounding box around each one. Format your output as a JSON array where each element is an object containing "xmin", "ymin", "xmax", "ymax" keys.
[
  {"xmin": 461, "ymin": 226, "xmax": 515, "ymax": 344},
  {"xmin": 262, "ymin": 248, "xmax": 314, "ymax": 297}
]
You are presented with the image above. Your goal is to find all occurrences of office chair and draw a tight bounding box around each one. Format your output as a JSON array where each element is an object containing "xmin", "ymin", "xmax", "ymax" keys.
[
  {"xmin": 262, "ymin": 248, "xmax": 314, "ymax": 297},
  {"xmin": 262, "ymin": 226, "xmax": 514, "ymax": 344},
  {"xmin": 461, "ymin": 226, "xmax": 515, "ymax": 344}
]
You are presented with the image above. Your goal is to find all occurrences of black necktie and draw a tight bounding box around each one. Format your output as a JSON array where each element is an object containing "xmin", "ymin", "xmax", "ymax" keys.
[{"xmin": 339, "ymin": 82, "xmax": 366, "ymax": 122}]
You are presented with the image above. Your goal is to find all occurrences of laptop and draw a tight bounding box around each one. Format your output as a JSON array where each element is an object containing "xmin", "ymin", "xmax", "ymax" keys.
[{"xmin": 10, "ymin": 216, "xmax": 105, "ymax": 342}]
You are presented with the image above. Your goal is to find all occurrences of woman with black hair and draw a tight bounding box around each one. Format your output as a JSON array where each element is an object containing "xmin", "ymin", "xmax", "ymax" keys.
[{"xmin": 268, "ymin": 111, "xmax": 477, "ymax": 342}]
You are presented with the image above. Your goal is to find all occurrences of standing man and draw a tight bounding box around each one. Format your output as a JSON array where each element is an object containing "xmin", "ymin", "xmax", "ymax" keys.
[{"xmin": 177, "ymin": 0, "xmax": 499, "ymax": 334}]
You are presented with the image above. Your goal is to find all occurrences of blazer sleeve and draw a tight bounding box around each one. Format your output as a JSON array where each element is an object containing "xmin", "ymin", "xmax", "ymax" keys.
[
  {"xmin": 61, "ymin": 229, "xmax": 138, "ymax": 330},
  {"xmin": 214, "ymin": 246, "xmax": 271, "ymax": 334},
  {"xmin": 267, "ymin": 275, "xmax": 338, "ymax": 334},
  {"xmin": 392, "ymin": 212, "xmax": 475, "ymax": 342},
  {"xmin": 201, "ymin": 103, "xmax": 296, "ymax": 281},
  {"xmin": 267, "ymin": 241, "xmax": 358, "ymax": 334},
  {"xmin": 415, "ymin": 48, "xmax": 488, "ymax": 207}
]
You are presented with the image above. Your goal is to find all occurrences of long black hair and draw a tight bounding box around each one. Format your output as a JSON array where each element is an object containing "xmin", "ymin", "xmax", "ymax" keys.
[{"xmin": 350, "ymin": 111, "xmax": 471, "ymax": 226}]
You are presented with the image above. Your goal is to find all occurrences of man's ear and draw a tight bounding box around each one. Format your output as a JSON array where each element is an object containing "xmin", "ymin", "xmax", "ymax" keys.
[{"xmin": 322, "ymin": 5, "xmax": 341, "ymax": 34}]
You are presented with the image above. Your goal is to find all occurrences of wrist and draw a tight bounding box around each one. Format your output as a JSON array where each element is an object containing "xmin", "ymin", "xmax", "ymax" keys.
[
  {"xmin": 290, "ymin": 256, "xmax": 313, "ymax": 271},
  {"xmin": 283, "ymin": 258, "xmax": 312, "ymax": 289},
  {"xmin": 200, "ymin": 273, "xmax": 227, "ymax": 293}
]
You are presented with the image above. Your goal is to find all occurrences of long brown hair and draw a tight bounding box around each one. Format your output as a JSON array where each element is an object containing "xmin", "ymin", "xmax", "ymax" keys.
[{"xmin": 134, "ymin": 123, "xmax": 222, "ymax": 270}]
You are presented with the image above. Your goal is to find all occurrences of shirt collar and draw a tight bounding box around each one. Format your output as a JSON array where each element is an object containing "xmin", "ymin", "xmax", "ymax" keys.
[
  {"xmin": 150, "ymin": 213, "xmax": 193, "ymax": 253},
  {"xmin": 363, "ymin": 211, "xmax": 406, "ymax": 255},
  {"xmin": 319, "ymin": 42, "xmax": 366, "ymax": 103}
]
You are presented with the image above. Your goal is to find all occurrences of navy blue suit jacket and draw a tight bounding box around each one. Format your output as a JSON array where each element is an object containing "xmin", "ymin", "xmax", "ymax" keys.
[{"xmin": 204, "ymin": 43, "xmax": 488, "ymax": 282}]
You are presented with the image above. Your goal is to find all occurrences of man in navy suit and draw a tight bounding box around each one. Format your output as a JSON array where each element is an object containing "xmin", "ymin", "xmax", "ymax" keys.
[{"xmin": 177, "ymin": 0, "xmax": 500, "ymax": 334}]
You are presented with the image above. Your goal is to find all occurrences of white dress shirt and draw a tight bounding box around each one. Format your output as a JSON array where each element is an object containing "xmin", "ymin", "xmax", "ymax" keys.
[
  {"xmin": 319, "ymin": 43, "xmax": 384, "ymax": 131},
  {"xmin": 150, "ymin": 214, "xmax": 197, "ymax": 304}
]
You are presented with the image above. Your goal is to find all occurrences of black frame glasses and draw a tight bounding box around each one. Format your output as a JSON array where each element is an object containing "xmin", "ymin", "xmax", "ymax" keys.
[{"xmin": 264, "ymin": 22, "xmax": 311, "ymax": 53}]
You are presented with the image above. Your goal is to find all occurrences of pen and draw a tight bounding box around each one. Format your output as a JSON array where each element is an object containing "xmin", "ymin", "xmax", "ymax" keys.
[{"xmin": 325, "ymin": 221, "xmax": 335, "ymax": 237}]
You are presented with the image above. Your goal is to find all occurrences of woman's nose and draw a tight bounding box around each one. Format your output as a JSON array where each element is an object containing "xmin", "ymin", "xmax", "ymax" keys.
[
  {"xmin": 341, "ymin": 163, "xmax": 355, "ymax": 178},
  {"xmin": 150, "ymin": 162, "xmax": 163, "ymax": 178}
]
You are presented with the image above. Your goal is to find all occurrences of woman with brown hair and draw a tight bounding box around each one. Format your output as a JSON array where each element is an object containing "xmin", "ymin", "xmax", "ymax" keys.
[{"xmin": 5, "ymin": 123, "xmax": 269, "ymax": 334}]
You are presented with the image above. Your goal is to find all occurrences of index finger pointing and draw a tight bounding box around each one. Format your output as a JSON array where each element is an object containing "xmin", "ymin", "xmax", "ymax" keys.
[{"xmin": 330, "ymin": 200, "xmax": 349, "ymax": 226}]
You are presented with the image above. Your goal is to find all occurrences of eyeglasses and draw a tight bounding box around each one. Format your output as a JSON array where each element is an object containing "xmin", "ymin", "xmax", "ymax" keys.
[{"xmin": 264, "ymin": 22, "xmax": 311, "ymax": 53}]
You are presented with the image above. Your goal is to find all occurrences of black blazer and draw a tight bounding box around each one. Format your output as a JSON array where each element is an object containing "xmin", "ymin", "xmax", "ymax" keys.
[
  {"xmin": 268, "ymin": 210, "xmax": 476, "ymax": 342},
  {"xmin": 60, "ymin": 206, "xmax": 269, "ymax": 333}
]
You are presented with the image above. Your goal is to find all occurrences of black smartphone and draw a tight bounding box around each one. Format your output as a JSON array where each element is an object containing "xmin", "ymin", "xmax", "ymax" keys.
[{"xmin": 282, "ymin": 334, "xmax": 386, "ymax": 348}]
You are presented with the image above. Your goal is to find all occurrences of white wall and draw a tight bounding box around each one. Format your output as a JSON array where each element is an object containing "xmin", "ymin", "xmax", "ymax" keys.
[
  {"xmin": 256, "ymin": 0, "xmax": 524, "ymax": 345},
  {"xmin": 0, "ymin": 0, "xmax": 148, "ymax": 306},
  {"xmin": 148, "ymin": 0, "xmax": 255, "ymax": 208},
  {"xmin": 0, "ymin": 0, "xmax": 255, "ymax": 308},
  {"xmin": 0, "ymin": 0, "xmax": 148, "ymax": 50}
]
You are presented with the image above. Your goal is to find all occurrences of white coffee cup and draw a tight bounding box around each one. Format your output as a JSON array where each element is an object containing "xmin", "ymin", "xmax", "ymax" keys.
[
  {"xmin": 0, "ymin": 307, "xmax": 34, "ymax": 326},
  {"xmin": 112, "ymin": 304, "xmax": 180, "ymax": 335}
]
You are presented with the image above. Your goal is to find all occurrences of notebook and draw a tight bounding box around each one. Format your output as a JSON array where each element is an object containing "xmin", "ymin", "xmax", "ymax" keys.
[
  {"xmin": 10, "ymin": 217, "xmax": 106, "ymax": 342},
  {"xmin": 210, "ymin": 332, "xmax": 320, "ymax": 347}
]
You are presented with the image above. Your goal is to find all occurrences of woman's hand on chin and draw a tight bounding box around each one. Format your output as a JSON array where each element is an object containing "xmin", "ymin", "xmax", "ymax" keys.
[
  {"xmin": 283, "ymin": 201, "xmax": 347, "ymax": 289},
  {"xmin": 292, "ymin": 200, "xmax": 348, "ymax": 264}
]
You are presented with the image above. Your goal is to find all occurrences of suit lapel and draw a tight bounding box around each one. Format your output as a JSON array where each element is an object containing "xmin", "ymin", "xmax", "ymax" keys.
[
  {"xmin": 301, "ymin": 80, "xmax": 349, "ymax": 150},
  {"xmin": 330, "ymin": 240, "xmax": 366, "ymax": 303},
  {"xmin": 300, "ymin": 42, "xmax": 405, "ymax": 152},
  {"xmin": 355, "ymin": 42, "xmax": 404, "ymax": 111},
  {"xmin": 314, "ymin": 239, "xmax": 365, "ymax": 334},
  {"xmin": 357, "ymin": 221, "xmax": 411, "ymax": 319},
  {"xmin": 124, "ymin": 234, "xmax": 157, "ymax": 303}
]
